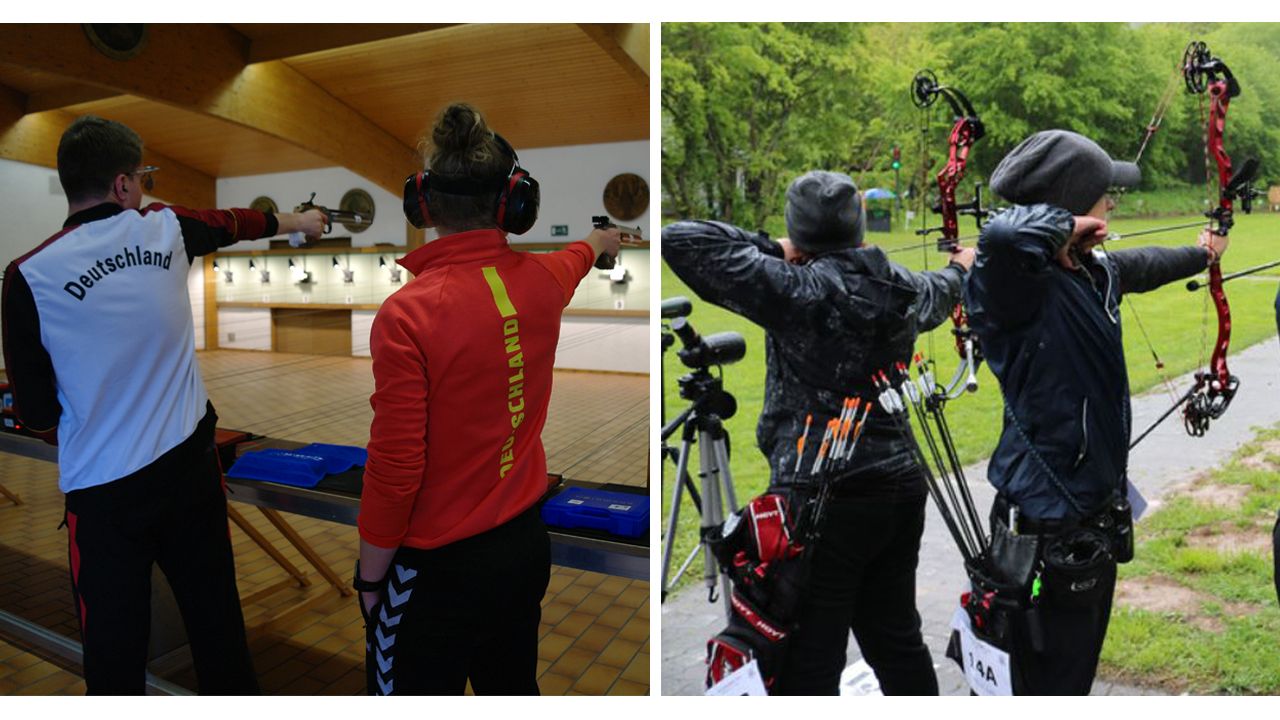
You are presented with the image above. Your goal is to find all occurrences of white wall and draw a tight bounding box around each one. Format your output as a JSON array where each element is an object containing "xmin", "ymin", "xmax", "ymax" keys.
[
  {"xmin": 212, "ymin": 141, "xmax": 651, "ymax": 248},
  {"xmin": 0, "ymin": 160, "xmax": 68, "ymax": 270},
  {"xmin": 213, "ymin": 141, "xmax": 651, "ymax": 373},
  {"xmin": 510, "ymin": 141, "xmax": 651, "ymax": 244},
  {"xmin": 555, "ymin": 317, "xmax": 649, "ymax": 374},
  {"xmin": 1, "ymin": 142, "xmax": 652, "ymax": 374},
  {"xmin": 215, "ymin": 167, "xmax": 405, "ymax": 250},
  {"xmin": 353, "ymin": 310, "xmax": 375, "ymax": 358},
  {"xmin": 187, "ymin": 262, "xmax": 205, "ymax": 351},
  {"xmin": 0, "ymin": 158, "xmax": 164, "ymax": 362},
  {"xmin": 0, "ymin": 160, "xmax": 67, "ymax": 362},
  {"xmin": 217, "ymin": 308, "xmax": 271, "ymax": 351}
]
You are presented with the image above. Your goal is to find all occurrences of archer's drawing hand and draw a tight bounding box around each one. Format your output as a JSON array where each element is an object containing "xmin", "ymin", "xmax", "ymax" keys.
[
  {"xmin": 1058, "ymin": 216, "xmax": 1109, "ymax": 269},
  {"xmin": 778, "ymin": 237, "xmax": 809, "ymax": 265}
]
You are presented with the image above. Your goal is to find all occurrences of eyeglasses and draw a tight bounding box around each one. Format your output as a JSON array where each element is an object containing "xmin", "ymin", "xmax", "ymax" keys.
[{"xmin": 130, "ymin": 165, "xmax": 159, "ymax": 192}]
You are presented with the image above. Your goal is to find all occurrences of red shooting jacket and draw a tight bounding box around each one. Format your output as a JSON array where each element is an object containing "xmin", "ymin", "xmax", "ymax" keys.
[{"xmin": 357, "ymin": 229, "xmax": 594, "ymax": 549}]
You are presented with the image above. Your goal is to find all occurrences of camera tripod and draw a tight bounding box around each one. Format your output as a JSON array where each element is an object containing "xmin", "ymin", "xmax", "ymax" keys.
[{"xmin": 660, "ymin": 367, "xmax": 739, "ymax": 616}]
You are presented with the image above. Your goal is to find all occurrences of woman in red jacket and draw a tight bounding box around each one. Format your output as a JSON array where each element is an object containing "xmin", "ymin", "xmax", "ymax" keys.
[{"xmin": 354, "ymin": 103, "xmax": 621, "ymax": 695}]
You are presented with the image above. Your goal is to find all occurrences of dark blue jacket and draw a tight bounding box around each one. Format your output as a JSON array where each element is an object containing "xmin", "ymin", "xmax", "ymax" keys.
[
  {"xmin": 967, "ymin": 204, "xmax": 1210, "ymax": 520},
  {"xmin": 663, "ymin": 220, "xmax": 965, "ymax": 499}
]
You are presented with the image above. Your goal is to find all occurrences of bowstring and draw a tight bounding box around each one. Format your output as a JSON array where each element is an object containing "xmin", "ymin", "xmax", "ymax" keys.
[
  {"xmin": 1198, "ymin": 89, "xmax": 1213, "ymax": 376},
  {"xmin": 918, "ymin": 96, "xmax": 937, "ymax": 363},
  {"xmin": 1117, "ymin": 46, "xmax": 1193, "ymax": 408}
]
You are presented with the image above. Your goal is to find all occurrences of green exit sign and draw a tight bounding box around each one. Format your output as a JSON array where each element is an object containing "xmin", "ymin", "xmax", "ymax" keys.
[{"xmin": 551, "ymin": 225, "xmax": 569, "ymax": 237}]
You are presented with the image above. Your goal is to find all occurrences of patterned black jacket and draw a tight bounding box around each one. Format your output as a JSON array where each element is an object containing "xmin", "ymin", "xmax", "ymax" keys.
[{"xmin": 663, "ymin": 220, "xmax": 965, "ymax": 500}]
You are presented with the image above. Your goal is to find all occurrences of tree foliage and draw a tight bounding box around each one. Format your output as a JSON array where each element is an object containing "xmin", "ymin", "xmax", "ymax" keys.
[{"xmin": 662, "ymin": 22, "xmax": 1280, "ymax": 228}]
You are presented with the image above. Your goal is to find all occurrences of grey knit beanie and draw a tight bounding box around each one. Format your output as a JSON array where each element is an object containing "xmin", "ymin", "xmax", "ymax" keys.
[
  {"xmin": 989, "ymin": 130, "xmax": 1140, "ymax": 214},
  {"xmin": 784, "ymin": 171, "xmax": 865, "ymax": 254}
]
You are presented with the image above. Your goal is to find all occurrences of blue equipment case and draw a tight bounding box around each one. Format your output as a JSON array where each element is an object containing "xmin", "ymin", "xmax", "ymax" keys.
[{"xmin": 541, "ymin": 486, "xmax": 649, "ymax": 538}]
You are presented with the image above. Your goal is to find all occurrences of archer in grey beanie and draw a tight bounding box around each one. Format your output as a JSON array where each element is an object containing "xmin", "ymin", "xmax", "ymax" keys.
[
  {"xmin": 989, "ymin": 130, "xmax": 1141, "ymax": 215},
  {"xmin": 785, "ymin": 171, "xmax": 865, "ymax": 254}
]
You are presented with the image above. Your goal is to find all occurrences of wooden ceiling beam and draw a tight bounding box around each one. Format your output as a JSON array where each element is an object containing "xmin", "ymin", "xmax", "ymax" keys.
[
  {"xmin": 246, "ymin": 24, "xmax": 458, "ymax": 63},
  {"xmin": 0, "ymin": 25, "xmax": 417, "ymax": 196},
  {"xmin": 0, "ymin": 98, "xmax": 216, "ymax": 208},
  {"xmin": 25, "ymin": 84, "xmax": 121, "ymax": 113},
  {"xmin": 577, "ymin": 24, "xmax": 649, "ymax": 88}
]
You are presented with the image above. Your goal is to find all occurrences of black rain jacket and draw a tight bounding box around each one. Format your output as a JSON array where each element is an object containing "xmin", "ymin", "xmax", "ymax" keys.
[{"xmin": 966, "ymin": 204, "xmax": 1210, "ymax": 520}]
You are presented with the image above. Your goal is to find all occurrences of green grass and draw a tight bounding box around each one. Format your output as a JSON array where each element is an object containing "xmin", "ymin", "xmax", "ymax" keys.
[
  {"xmin": 1113, "ymin": 186, "xmax": 1216, "ymax": 218},
  {"xmin": 1100, "ymin": 427, "xmax": 1280, "ymax": 693},
  {"xmin": 661, "ymin": 212, "xmax": 1280, "ymax": 594}
]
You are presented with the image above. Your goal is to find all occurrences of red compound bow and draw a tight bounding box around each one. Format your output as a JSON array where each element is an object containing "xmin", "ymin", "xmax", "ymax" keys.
[{"xmin": 911, "ymin": 70, "xmax": 989, "ymax": 399}]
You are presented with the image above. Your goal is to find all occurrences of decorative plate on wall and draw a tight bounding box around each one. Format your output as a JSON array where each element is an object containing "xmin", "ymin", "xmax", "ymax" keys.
[
  {"xmin": 82, "ymin": 24, "xmax": 148, "ymax": 61},
  {"xmin": 339, "ymin": 189, "xmax": 375, "ymax": 234},
  {"xmin": 602, "ymin": 173, "xmax": 650, "ymax": 221},
  {"xmin": 249, "ymin": 196, "xmax": 279, "ymax": 215}
]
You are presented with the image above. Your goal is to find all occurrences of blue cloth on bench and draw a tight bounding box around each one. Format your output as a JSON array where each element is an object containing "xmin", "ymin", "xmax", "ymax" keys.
[
  {"xmin": 293, "ymin": 443, "xmax": 368, "ymax": 474},
  {"xmin": 226, "ymin": 443, "xmax": 367, "ymax": 488}
]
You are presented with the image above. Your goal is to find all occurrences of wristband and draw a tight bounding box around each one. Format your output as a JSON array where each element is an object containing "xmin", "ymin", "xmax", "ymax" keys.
[{"xmin": 352, "ymin": 561, "xmax": 387, "ymax": 593}]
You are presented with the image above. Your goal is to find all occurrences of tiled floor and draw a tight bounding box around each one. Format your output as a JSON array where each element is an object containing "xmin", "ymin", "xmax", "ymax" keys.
[{"xmin": 0, "ymin": 350, "xmax": 649, "ymax": 695}]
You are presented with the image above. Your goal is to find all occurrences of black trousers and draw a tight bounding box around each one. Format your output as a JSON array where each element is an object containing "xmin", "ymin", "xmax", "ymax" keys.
[
  {"xmin": 63, "ymin": 425, "xmax": 257, "ymax": 695},
  {"xmin": 365, "ymin": 505, "xmax": 551, "ymax": 695},
  {"xmin": 1005, "ymin": 577, "xmax": 1116, "ymax": 695},
  {"xmin": 773, "ymin": 495, "xmax": 938, "ymax": 696},
  {"xmin": 1273, "ymin": 510, "xmax": 1279, "ymax": 605},
  {"xmin": 984, "ymin": 508, "xmax": 1118, "ymax": 696}
]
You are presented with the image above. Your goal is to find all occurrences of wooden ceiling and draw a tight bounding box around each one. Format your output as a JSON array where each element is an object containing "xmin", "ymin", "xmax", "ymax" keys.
[{"xmin": 0, "ymin": 24, "xmax": 648, "ymax": 207}]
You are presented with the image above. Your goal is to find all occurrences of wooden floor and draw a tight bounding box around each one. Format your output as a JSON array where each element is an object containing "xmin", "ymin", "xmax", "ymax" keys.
[
  {"xmin": 199, "ymin": 350, "xmax": 649, "ymax": 487},
  {"xmin": 0, "ymin": 350, "xmax": 649, "ymax": 695}
]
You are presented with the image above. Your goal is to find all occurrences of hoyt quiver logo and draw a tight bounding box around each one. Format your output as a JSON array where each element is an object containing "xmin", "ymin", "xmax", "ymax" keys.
[{"xmin": 704, "ymin": 490, "xmax": 818, "ymax": 691}]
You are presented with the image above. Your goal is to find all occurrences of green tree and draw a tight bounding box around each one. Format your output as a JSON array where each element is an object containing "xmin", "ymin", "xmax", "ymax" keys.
[
  {"xmin": 662, "ymin": 23, "xmax": 870, "ymax": 231},
  {"xmin": 662, "ymin": 23, "xmax": 1280, "ymax": 228}
]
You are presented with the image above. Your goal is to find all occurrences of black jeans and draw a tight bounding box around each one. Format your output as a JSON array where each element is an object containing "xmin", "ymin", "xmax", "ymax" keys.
[
  {"xmin": 365, "ymin": 505, "xmax": 551, "ymax": 695},
  {"xmin": 773, "ymin": 495, "xmax": 937, "ymax": 695},
  {"xmin": 64, "ymin": 422, "xmax": 257, "ymax": 695}
]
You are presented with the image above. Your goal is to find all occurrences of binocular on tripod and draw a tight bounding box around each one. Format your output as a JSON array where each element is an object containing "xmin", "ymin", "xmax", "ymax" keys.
[
  {"xmin": 662, "ymin": 296, "xmax": 747, "ymax": 370},
  {"xmin": 661, "ymin": 296, "xmax": 748, "ymax": 609}
]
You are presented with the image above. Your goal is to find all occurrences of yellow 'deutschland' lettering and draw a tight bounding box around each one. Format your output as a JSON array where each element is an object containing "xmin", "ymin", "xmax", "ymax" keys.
[{"xmin": 486, "ymin": 265, "xmax": 525, "ymax": 479}]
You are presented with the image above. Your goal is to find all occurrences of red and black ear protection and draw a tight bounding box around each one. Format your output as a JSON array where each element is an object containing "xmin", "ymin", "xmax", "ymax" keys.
[{"xmin": 402, "ymin": 132, "xmax": 540, "ymax": 235}]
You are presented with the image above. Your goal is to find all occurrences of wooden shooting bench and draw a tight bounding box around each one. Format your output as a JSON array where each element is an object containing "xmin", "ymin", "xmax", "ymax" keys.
[
  {"xmin": 0, "ymin": 380, "xmax": 26, "ymax": 507},
  {"xmin": 0, "ymin": 427, "xmax": 646, "ymax": 690},
  {"xmin": 221, "ymin": 434, "xmax": 650, "ymax": 582},
  {"xmin": 0, "ymin": 430, "xmax": 349, "ymax": 618}
]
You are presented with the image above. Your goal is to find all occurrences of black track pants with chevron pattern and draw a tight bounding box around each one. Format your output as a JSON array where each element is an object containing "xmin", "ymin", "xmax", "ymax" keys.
[{"xmin": 364, "ymin": 505, "xmax": 551, "ymax": 695}]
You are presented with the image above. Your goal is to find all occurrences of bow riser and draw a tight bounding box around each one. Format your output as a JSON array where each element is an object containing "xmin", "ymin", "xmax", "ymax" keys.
[
  {"xmin": 912, "ymin": 70, "xmax": 986, "ymax": 391},
  {"xmin": 936, "ymin": 118, "xmax": 983, "ymax": 247}
]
